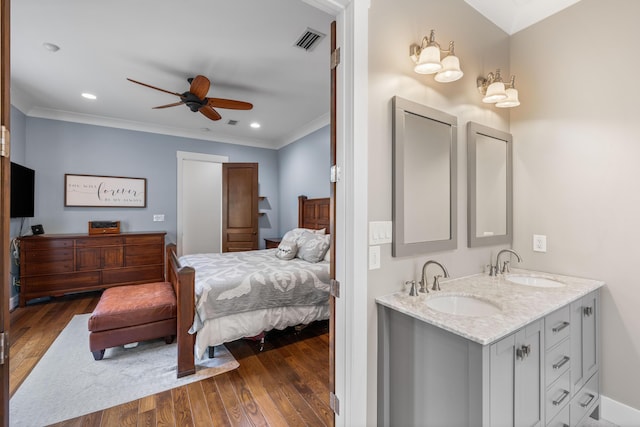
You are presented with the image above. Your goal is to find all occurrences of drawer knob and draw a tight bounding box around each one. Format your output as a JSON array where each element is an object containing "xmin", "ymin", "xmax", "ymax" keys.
[
  {"xmin": 552, "ymin": 355, "xmax": 570, "ymax": 370},
  {"xmin": 583, "ymin": 306, "xmax": 594, "ymax": 317},
  {"xmin": 552, "ymin": 321, "xmax": 570, "ymax": 333},
  {"xmin": 552, "ymin": 389, "xmax": 570, "ymax": 406},
  {"xmin": 579, "ymin": 393, "xmax": 596, "ymax": 408},
  {"xmin": 516, "ymin": 344, "xmax": 531, "ymax": 360}
]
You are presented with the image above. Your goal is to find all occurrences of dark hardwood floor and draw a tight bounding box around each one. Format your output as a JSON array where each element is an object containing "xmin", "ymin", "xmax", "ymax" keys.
[{"xmin": 9, "ymin": 292, "xmax": 332, "ymax": 426}]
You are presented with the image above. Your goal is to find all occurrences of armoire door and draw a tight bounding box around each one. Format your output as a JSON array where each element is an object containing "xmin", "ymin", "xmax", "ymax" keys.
[{"xmin": 222, "ymin": 163, "xmax": 259, "ymax": 252}]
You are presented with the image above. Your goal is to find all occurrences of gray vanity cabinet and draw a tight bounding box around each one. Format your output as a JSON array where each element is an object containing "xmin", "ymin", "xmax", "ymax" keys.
[
  {"xmin": 570, "ymin": 291, "xmax": 600, "ymax": 426},
  {"xmin": 490, "ymin": 320, "xmax": 543, "ymax": 427}
]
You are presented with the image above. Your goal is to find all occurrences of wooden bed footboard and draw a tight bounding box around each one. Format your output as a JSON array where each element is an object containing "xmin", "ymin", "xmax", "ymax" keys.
[{"xmin": 166, "ymin": 243, "xmax": 196, "ymax": 378}]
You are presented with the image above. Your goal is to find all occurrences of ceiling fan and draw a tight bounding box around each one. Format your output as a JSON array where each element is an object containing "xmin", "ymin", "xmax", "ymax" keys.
[{"xmin": 127, "ymin": 75, "xmax": 253, "ymax": 121}]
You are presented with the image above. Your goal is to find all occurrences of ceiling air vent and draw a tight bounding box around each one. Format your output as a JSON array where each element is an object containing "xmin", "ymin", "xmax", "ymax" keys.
[
  {"xmin": 227, "ymin": 120, "xmax": 238, "ymax": 126},
  {"xmin": 294, "ymin": 28, "xmax": 325, "ymax": 51}
]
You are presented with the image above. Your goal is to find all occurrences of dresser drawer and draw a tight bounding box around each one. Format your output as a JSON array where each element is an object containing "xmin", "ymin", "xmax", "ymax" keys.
[
  {"xmin": 76, "ymin": 237, "xmax": 124, "ymax": 247},
  {"xmin": 23, "ymin": 249, "xmax": 74, "ymax": 275},
  {"xmin": 22, "ymin": 238, "xmax": 73, "ymax": 250},
  {"xmin": 571, "ymin": 372, "xmax": 599, "ymax": 426},
  {"xmin": 546, "ymin": 337, "xmax": 571, "ymax": 386},
  {"xmin": 102, "ymin": 265, "xmax": 164, "ymax": 285},
  {"xmin": 125, "ymin": 244, "xmax": 164, "ymax": 266},
  {"xmin": 22, "ymin": 271, "xmax": 101, "ymax": 291},
  {"xmin": 546, "ymin": 370, "xmax": 571, "ymax": 424},
  {"xmin": 125, "ymin": 235, "xmax": 165, "ymax": 245},
  {"xmin": 546, "ymin": 305, "xmax": 571, "ymax": 350}
]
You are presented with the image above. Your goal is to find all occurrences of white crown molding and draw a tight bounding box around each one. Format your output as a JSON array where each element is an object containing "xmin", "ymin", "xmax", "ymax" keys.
[
  {"xmin": 10, "ymin": 87, "xmax": 32, "ymax": 115},
  {"xmin": 25, "ymin": 106, "xmax": 279, "ymax": 150},
  {"xmin": 275, "ymin": 112, "xmax": 330, "ymax": 149}
]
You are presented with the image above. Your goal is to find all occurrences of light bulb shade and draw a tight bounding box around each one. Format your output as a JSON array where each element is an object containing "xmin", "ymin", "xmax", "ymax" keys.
[
  {"xmin": 482, "ymin": 81, "xmax": 507, "ymax": 103},
  {"xmin": 414, "ymin": 45, "xmax": 442, "ymax": 74},
  {"xmin": 495, "ymin": 88, "xmax": 520, "ymax": 108},
  {"xmin": 434, "ymin": 55, "xmax": 463, "ymax": 82}
]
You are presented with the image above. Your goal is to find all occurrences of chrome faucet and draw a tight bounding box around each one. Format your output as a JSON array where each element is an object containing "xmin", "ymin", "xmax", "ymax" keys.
[
  {"xmin": 491, "ymin": 249, "xmax": 522, "ymax": 276},
  {"xmin": 419, "ymin": 260, "xmax": 450, "ymax": 292}
]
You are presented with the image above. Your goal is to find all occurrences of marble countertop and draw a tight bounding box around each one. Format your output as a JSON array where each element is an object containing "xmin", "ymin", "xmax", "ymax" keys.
[{"xmin": 375, "ymin": 268, "xmax": 605, "ymax": 345}]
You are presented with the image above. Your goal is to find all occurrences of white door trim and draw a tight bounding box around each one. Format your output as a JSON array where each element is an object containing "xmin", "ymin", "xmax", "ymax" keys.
[{"xmin": 176, "ymin": 151, "xmax": 228, "ymax": 256}]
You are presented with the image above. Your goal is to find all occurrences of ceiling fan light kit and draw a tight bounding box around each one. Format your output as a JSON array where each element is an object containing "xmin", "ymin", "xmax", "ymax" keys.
[{"xmin": 127, "ymin": 75, "xmax": 253, "ymax": 122}]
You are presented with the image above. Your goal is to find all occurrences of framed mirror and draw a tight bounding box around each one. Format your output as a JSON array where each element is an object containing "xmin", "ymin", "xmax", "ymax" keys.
[
  {"xmin": 467, "ymin": 122, "xmax": 512, "ymax": 247},
  {"xmin": 392, "ymin": 96, "xmax": 457, "ymax": 257}
]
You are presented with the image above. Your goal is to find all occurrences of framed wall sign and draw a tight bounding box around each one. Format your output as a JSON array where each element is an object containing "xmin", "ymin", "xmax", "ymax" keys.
[{"xmin": 64, "ymin": 174, "xmax": 147, "ymax": 208}]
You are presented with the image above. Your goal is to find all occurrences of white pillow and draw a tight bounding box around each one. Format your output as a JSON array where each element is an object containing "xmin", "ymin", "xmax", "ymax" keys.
[
  {"xmin": 275, "ymin": 240, "xmax": 298, "ymax": 260},
  {"xmin": 281, "ymin": 227, "xmax": 326, "ymax": 245},
  {"xmin": 323, "ymin": 248, "xmax": 331, "ymax": 262},
  {"xmin": 296, "ymin": 232, "xmax": 330, "ymax": 263}
]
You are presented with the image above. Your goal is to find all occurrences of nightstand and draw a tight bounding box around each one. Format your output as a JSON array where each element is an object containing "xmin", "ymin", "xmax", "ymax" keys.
[{"xmin": 264, "ymin": 237, "xmax": 282, "ymax": 249}]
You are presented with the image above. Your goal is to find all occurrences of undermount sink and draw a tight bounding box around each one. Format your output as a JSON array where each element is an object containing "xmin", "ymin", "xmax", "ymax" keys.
[
  {"xmin": 506, "ymin": 274, "xmax": 565, "ymax": 288},
  {"xmin": 425, "ymin": 295, "xmax": 501, "ymax": 317}
]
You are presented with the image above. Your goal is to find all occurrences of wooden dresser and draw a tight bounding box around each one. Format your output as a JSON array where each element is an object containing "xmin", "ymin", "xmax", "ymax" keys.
[{"xmin": 18, "ymin": 231, "xmax": 166, "ymax": 307}]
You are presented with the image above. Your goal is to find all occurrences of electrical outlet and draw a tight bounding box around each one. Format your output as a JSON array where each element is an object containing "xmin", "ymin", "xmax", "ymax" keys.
[{"xmin": 533, "ymin": 234, "xmax": 547, "ymax": 252}]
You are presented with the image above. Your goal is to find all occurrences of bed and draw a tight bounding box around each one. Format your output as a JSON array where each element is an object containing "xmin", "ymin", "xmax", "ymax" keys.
[{"xmin": 167, "ymin": 196, "xmax": 331, "ymax": 376}]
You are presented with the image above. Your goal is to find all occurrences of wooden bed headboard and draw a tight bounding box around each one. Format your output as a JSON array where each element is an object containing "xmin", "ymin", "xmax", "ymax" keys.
[{"xmin": 298, "ymin": 195, "xmax": 330, "ymax": 231}]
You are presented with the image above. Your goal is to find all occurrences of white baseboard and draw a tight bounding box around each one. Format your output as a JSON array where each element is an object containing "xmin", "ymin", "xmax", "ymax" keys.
[
  {"xmin": 602, "ymin": 395, "xmax": 640, "ymax": 426},
  {"xmin": 10, "ymin": 295, "xmax": 19, "ymax": 311}
]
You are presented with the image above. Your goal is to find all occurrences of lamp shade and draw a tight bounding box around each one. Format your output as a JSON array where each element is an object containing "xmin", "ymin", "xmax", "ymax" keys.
[
  {"xmin": 434, "ymin": 54, "xmax": 463, "ymax": 82},
  {"xmin": 482, "ymin": 81, "xmax": 507, "ymax": 103},
  {"xmin": 496, "ymin": 88, "xmax": 520, "ymax": 108},
  {"xmin": 414, "ymin": 45, "xmax": 442, "ymax": 74}
]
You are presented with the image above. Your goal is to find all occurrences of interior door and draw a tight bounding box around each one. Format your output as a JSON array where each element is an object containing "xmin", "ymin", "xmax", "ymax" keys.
[
  {"xmin": 0, "ymin": 0, "xmax": 10, "ymax": 424},
  {"xmin": 221, "ymin": 163, "xmax": 259, "ymax": 252},
  {"xmin": 329, "ymin": 20, "xmax": 337, "ymax": 425}
]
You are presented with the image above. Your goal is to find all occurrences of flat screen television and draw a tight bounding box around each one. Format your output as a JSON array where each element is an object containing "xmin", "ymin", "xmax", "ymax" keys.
[{"xmin": 10, "ymin": 162, "xmax": 35, "ymax": 218}]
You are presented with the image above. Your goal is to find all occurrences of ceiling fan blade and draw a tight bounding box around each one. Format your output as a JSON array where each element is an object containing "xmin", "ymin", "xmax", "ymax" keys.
[
  {"xmin": 152, "ymin": 101, "xmax": 185, "ymax": 109},
  {"xmin": 189, "ymin": 75, "xmax": 210, "ymax": 100},
  {"xmin": 199, "ymin": 105, "xmax": 222, "ymax": 121},
  {"xmin": 206, "ymin": 98, "xmax": 253, "ymax": 110},
  {"xmin": 127, "ymin": 78, "xmax": 182, "ymax": 97}
]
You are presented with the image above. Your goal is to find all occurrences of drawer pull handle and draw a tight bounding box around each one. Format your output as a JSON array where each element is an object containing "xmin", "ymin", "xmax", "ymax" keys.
[
  {"xmin": 552, "ymin": 321, "xmax": 570, "ymax": 333},
  {"xmin": 580, "ymin": 393, "xmax": 596, "ymax": 408},
  {"xmin": 552, "ymin": 389, "xmax": 570, "ymax": 406},
  {"xmin": 583, "ymin": 306, "xmax": 594, "ymax": 317},
  {"xmin": 553, "ymin": 356, "xmax": 570, "ymax": 370}
]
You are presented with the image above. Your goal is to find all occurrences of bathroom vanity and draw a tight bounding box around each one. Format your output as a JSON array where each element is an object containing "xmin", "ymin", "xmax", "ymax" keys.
[{"xmin": 376, "ymin": 270, "xmax": 603, "ymax": 427}]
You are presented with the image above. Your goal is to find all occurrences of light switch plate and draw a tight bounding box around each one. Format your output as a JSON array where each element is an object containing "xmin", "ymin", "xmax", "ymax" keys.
[
  {"xmin": 153, "ymin": 214, "xmax": 165, "ymax": 222},
  {"xmin": 369, "ymin": 221, "xmax": 392, "ymax": 245}
]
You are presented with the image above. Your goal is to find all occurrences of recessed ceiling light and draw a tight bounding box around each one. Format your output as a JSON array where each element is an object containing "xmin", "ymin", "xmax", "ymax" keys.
[
  {"xmin": 81, "ymin": 93, "xmax": 97, "ymax": 100},
  {"xmin": 250, "ymin": 122, "xmax": 261, "ymax": 129},
  {"xmin": 42, "ymin": 42, "xmax": 60, "ymax": 52}
]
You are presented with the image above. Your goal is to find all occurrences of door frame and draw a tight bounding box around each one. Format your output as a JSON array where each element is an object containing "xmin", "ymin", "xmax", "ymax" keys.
[{"xmin": 176, "ymin": 151, "xmax": 228, "ymax": 256}]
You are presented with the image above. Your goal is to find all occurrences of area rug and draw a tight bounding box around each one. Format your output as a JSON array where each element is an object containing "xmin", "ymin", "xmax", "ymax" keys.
[{"xmin": 10, "ymin": 314, "xmax": 239, "ymax": 427}]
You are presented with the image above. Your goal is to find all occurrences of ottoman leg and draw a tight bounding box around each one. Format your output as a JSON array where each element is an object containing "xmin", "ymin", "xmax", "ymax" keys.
[
  {"xmin": 92, "ymin": 349, "xmax": 105, "ymax": 361},
  {"xmin": 164, "ymin": 335, "xmax": 175, "ymax": 344},
  {"xmin": 208, "ymin": 346, "xmax": 215, "ymax": 359}
]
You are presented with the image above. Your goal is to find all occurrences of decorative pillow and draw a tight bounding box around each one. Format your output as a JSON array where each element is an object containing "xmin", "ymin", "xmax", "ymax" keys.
[
  {"xmin": 275, "ymin": 240, "xmax": 298, "ymax": 260},
  {"xmin": 323, "ymin": 247, "xmax": 331, "ymax": 262},
  {"xmin": 296, "ymin": 232, "xmax": 330, "ymax": 263},
  {"xmin": 281, "ymin": 227, "xmax": 326, "ymax": 246}
]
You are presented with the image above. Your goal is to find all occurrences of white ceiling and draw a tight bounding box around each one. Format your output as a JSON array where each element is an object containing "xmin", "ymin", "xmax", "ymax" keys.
[
  {"xmin": 11, "ymin": 1, "xmax": 579, "ymax": 151},
  {"xmin": 11, "ymin": 0, "xmax": 334, "ymax": 149},
  {"xmin": 464, "ymin": 0, "xmax": 583, "ymax": 35}
]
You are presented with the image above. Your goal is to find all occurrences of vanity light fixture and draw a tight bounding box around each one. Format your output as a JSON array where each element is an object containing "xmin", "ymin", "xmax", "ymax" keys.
[
  {"xmin": 477, "ymin": 69, "xmax": 520, "ymax": 108},
  {"xmin": 409, "ymin": 30, "xmax": 463, "ymax": 83}
]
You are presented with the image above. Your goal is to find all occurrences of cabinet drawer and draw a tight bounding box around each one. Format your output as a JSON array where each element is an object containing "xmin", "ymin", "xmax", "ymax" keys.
[
  {"xmin": 571, "ymin": 372, "xmax": 599, "ymax": 426},
  {"xmin": 22, "ymin": 238, "xmax": 73, "ymax": 250},
  {"xmin": 76, "ymin": 237, "xmax": 123, "ymax": 247},
  {"xmin": 24, "ymin": 248, "xmax": 73, "ymax": 263},
  {"xmin": 23, "ymin": 249, "xmax": 74, "ymax": 275},
  {"xmin": 546, "ymin": 370, "xmax": 571, "ymax": 424},
  {"xmin": 102, "ymin": 265, "xmax": 164, "ymax": 285},
  {"xmin": 125, "ymin": 244, "xmax": 163, "ymax": 266},
  {"xmin": 22, "ymin": 271, "xmax": 101, "ymax": 291},
  {"xmin": 546, "ymin": 337, "xmax": 571, "ymax": 386},
  {"xmin": 547, "ymin": 403, "xmax": 570, "ymax": 427},
  {"xmin": 125, "ymin": 235, "xmax": 164, "ymax": 245},
  {"xmin": 546, "ymin": 305, "xmax": 571, "ymax": 350}
]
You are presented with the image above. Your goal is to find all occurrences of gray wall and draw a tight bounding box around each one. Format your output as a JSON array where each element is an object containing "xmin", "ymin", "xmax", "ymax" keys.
[
  {"xmin": 22, "ymin": 117, "xmax": 279, "ymax": 244},
  {"xmin": 510, "ymin": 0, "xmax": 640, "ymax": 411},
  {"xmin": 366, "ymin": 0, "xmax": 512, "ymax": 423},
  {"xmin": 10, "ymin": 106, "xmax": 28, "ymax": 301},
  {"xmin": 277, "ymin": 125, "xmax": 331, "ymax": 234}
]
